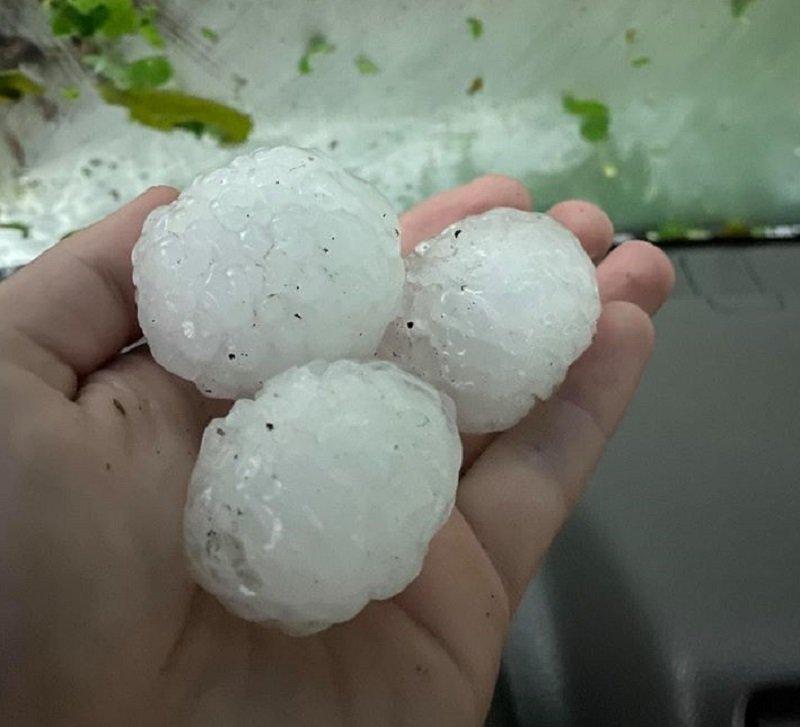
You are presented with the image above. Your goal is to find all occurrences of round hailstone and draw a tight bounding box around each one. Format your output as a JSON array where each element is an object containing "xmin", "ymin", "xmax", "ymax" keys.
[
  {"xmin": 132, "ymin": 146, "xmax": 404, "ymax": 399},
  {"xmin": 184, "ymin": 359, "xmax": 462, "ymax": 636},
  {"xmin": 379, "ymin": 207, "xmax": 601, "ymax": 433}
]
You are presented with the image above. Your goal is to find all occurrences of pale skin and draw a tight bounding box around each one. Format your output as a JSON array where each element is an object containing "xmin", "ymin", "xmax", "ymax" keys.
[{"xmin": 0, "ymin": 176, "xmax": 674, "ymax": 726}]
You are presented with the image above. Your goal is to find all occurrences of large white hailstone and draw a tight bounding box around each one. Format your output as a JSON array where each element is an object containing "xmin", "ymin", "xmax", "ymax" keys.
[
  {"xmin": 379, "ymin": 207, "xmax": 601, "ymax": 433},
  {"xmin": 184, "ymin": 359, "xmax": 462, "ymax": 636},
  {"xmin": 132, "ymin": 146, "xmax": 404, "ymax": 399}
]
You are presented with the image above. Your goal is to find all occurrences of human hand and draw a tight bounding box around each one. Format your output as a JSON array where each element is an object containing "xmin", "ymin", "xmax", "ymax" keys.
[{"xmin": 0, "ymin": 176, "xmax": 673, "ymax": 725}]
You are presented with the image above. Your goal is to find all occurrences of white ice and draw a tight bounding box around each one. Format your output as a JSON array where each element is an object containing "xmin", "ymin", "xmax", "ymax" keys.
[
  {"xmin": 379, "ymin": 208, "xmax": 600, "ymax": 433},
  {"xmin": 132, "ymin": 146, "xmax": 404, "ymax": 398},
  {"xmin": 184, "ymin": 360, "xmax": 462, "ymax": 635}
]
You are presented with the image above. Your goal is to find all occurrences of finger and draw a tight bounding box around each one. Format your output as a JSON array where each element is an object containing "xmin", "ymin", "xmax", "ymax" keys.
[
  {"xmin": 392, "ymin": 510, "xmax": 511, "ymax": 713},
  {"xmin": 456, "ymin": 301, "xmax": 655, "ymax": 610},
  {"xmin": 597, "ymin": 240, "xmax": 675, "ymax": 315},
  {"xmin": 400, "ymin": 174, "xmax": 532, "ymax": 253},
  {"xmin": 0, "ymin": 187, "xmax": 178, "ymax": 395},
  {"xmin": 547, "ymin": 199, "xmax": 615, "ymax": 261}
]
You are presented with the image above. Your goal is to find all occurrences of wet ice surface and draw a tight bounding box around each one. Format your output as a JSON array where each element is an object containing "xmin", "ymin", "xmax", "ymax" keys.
[
  {"xmin": 132, "ymin": 146, "xmax": 404, "ymax": 398},
  {"xmin": 134, "ymin": 153, "xmax": 597, "ymax": 635},
  {"xmin": 184, "ymin": 360, "xmax": 462, "ymax": 635},
  {"xmin": 379, "ymin": 208, "xmax": 601, "ymax": 433}
]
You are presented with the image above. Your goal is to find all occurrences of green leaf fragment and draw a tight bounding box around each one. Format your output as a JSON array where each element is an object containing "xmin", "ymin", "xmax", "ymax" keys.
[
  {"xmin": 201, "ymin": 26, "xmax": 220, "ymax": 42},
  {"xmin": 0, "ymin": 70, "xmax": 44, "ymax": 102},
  {"xmin": 0, "ymin": 221, "xmax": 31, "ymax": 238},
  {"xmin": 631, "ymin": 56, "xmax": 651, "ymax": 68},
  {"xmin": 731, "ymin": 0, "xmax": 757, "ymax": 17},
  {"xmin": 298, "ymin": 34, "xmax": 335, "ymax": 75},
  {"xmin": 54, "ymin": 0, "xmax": 138, "ymax": 37},
  {"xmin": 139, "ymin": 4, "xmax": 164, "ymax": 47},
  {"xmin": 174, "ymin": 121, "xmax": 207, "ymax": 138},
  {"xmin": 563, "ymin": 94, "xmax": 610, "ymax": 143},
  {"xmin": 61, "ymin": 85, "xmax": 81, "ymax": 100},
  {"xmin": 355, "ymin": 54, "xmax": 379, "ymax": 75},
  {"xmin": 95, "ymin": 0, "xmax": 138, "ymax": 36},
  {"xmin": 656, "ymin": 221, "xmax": 689, "ymax": 241},
  {"xmin": 50, "ymin": 2, "xmax": 110, "ymax": 38},
  {"xmin": 125, "ymin": 55, "xmax": 173, "ymax": 89},
  {"xmin": 99, "ymin": 85, "xmax": 253, "ymax": 144},
  {"xmin": 83, "ymin": 53, "xmax": 172, "ymax": 90},
  {"xmin": 139, "ymin": 21, "xmax": 163, "ymax": 47},
  {"xmin": 49, "ymin": 0, "xmax": 152, "ymax": 40},
  {"xmin": 467, "ymin": 17, "xmax": 483, "ymax": 39}
]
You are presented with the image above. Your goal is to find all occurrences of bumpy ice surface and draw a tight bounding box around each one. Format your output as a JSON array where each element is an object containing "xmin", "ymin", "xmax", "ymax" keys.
[
  {"xmin": 184, "ymin": 360, "xmax": 462, "ymax": 635},
  {"xmin": 132, "ymin": 146, "xmax": 404, "ymax": 398},
  {"xmin": 379, "ymin": 207, "xmax": 601, "ymax": 433}
]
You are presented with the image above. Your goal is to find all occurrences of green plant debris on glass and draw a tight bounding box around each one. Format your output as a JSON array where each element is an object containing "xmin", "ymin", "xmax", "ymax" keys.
[
  {"xmin": 625, "ymin": 27, "xmax": 637, "ymax": 44},
  {"xmin": 84, "ymin": 52, "xmax": 172, "ymax": 90},
  {"xmin": 61, "ymin": 85, "xmax": 81, "ymax": 99},
  {"xmin": 83, "ymin": 0, "xmax": 137, "ymax": 36},
  {"xmin": 39, "ymin": 0, "xmax": 249, "ymax": 147},
  {"xmin": 173, "ymin": 121, "xmax": 206, "ymax": 138},
  {"xmin": 48, "ymin": 0, "xmax": 163, "ymax": 44},
  {"xmin": 655, "ymin": 221, "xmax": 690, "ymax": 241},
  {"xmin": 563, "ymin": 94, "xmax": 610, "ymax": 143},
  {"xmin": 125, "ymin": 55, "xmax": 173, "ymax": 89},
  {"xmin": 298, "ymin": 34, "xmax": 335, "ymax": 75},
  {"xmin": 721, "ymin": 219, "xmax": 751, "ymax": 237},
  {"xmin": 82, "ymin": 52, "xmax": 129, "ymax": 87},
  {"xmin": 0, "ymin": 70, "xmax": 44, "ymax": 102},
  {"xmin": 467, "ymin": 17, "xmax": 483, "ymax": 39},
  {"xmin": 50, "ymin": 3, "xmax": 109, "ymax": 37},
  {"xmin": 631, "ymin": 56, "xmax": 651, "ymax": 68},
  {"xmin": 355, "ymin": 54, "xmax": 379, "ymax": 75},
  {"xmin": 138, "ymin": 4, "xmax": 164, "ymax": 47},
  {"xmin": 467, "ymin": 76, "xmax": 484, "ymax": 95},
  {"xmin": 49, "ymin": 0, "xmax": 138, "ymax": 39},
  {"xmin": 731, "ymin": 0, "xmax": 757, "ymax": 17},
  {"xmin": 99, "ymin": 84, "xmax": 253, "ymax": 144},
  {"xmin": 201, "ymin": 27, "xmax": 219, "ymax": 42},
  {"xmin": 0, "ymin": 221, "xmax": 31, "ymax": 238}
]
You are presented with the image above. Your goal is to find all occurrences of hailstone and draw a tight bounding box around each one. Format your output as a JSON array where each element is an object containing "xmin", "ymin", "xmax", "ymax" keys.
[
  {"xmin": 379, "ymin": 207, "xmax": 601, "ymax": 433},
  {"xmin": 132, "ymin": 146, "xmax": 404, "ymax": 399},
  {"xmin": 184, "ymin": 359, "xmax": 462, "ymax": 636}
]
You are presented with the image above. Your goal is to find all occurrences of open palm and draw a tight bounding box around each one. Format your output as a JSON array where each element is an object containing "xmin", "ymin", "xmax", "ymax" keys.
[{"xmin": 0, "ymin": 177, "xmax": 673, "ymax": 725}]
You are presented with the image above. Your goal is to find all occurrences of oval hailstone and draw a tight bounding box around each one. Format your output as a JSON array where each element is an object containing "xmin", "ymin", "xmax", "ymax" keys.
[
  {"xmin": 379, "ymin": 207, "xmax": 601, "ymax": 433},
  {"xmin": 132, "ymin": 146, "xmax": 404, "ymax": 398},
  {"xmin": 184, "ymin": 359, "xmax": 462, "ymax": 635}
]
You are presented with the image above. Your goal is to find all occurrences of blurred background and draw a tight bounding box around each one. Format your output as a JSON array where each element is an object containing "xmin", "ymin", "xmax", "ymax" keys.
[
  {"xmin": 2, "ymin": 2, "xmax": 799, "ymax": 724},
  {"xmin": 2, "ymin": 0, "xmax": 799, "ymax": 267}
]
